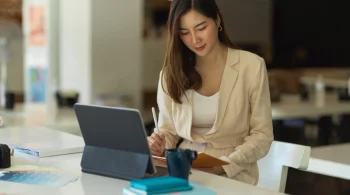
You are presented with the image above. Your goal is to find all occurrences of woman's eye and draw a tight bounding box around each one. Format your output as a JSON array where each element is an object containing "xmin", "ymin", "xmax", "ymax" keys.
[
  {"xmin": 180, "ymin": 32, "xmax": 189, "ymax": 35},
  {"xmin": 198, "ymin": 26, "xmax": 207, "ymax": 31}
]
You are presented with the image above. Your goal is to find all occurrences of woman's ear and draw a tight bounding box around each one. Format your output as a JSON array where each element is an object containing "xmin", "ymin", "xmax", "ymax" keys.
[{"xmin": 216, "ymin": 14, "xmax": 221, "ymax": 27}]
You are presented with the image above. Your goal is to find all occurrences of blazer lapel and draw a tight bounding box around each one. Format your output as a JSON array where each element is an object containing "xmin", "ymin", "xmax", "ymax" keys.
[{"xmin": 206, "ymin": 48, "xmax": 239, "ymax": 135}]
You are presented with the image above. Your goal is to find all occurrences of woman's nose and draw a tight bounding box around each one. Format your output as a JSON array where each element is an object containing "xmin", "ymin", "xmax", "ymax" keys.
[{"xmin": 191, "ymin": 33, "xmax": 201, "ymax": 44}]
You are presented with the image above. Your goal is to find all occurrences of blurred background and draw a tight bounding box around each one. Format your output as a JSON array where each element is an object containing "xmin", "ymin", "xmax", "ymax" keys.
[{"xmin": 0, "ymin": 0, "xmax": 350, "ymax": 194}]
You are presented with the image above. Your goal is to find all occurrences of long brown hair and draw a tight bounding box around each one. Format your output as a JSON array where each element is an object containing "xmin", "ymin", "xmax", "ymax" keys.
[{"xmin": 161, "ymin": 0, "xmax": 237, "ymax": 104}]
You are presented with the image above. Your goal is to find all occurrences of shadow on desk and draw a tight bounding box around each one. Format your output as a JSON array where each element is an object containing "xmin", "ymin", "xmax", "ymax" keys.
[
  {"xmin": 80, "ymin": 172, "xmax": 128, "ymax": 195},
  {"xmin": 285, "ymin": 167, "xmax": 350, "ymax": 195}
]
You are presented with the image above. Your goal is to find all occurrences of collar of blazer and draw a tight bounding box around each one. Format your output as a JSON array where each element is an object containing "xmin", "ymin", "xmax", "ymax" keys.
[{"xmin": 179, "ymin": 48, "xmax": 240, "ymax": 140}]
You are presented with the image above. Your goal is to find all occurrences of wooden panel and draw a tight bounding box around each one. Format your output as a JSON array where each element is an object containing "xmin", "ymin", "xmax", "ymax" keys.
[
  {"xmin": 150, "ymin": 0, "xmax": 171, "ymax": 9},
  {"xmin": 0, "ymin": 0, "xmax": 22, "ymax": 25},
  {"xmin": 143, "ymin": 89, "xmax": 157, "ymax": 109},
  {"xmin": 14, "ymin": 92, "xmax": 24, "ymax": 103}
]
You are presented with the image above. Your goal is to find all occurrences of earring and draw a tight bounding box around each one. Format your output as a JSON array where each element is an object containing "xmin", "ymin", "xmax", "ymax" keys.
[{"xmin": 218, "ymin": 25, "xmax": 223, "ymax": 31}]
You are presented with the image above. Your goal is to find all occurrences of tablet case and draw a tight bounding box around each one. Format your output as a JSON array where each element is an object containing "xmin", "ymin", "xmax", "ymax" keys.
[
  {"xmin": 80, "ymin": 145, "xmax": 154, "ymax": 180},
  {"xmin": 74, "ymin": 104, "xmax": 157, "ymax": 180}
]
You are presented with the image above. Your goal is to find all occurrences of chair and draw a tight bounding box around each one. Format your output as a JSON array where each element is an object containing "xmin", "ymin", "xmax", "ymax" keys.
[{"xmin": 257, "ymin": 141, "xmax": 311, "ymax": 193}]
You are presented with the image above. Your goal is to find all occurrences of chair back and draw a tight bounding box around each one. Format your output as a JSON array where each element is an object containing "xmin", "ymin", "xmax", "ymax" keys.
[{"xmin": 257, "ymin": 141, "xmax": 311, "ymax": 192}]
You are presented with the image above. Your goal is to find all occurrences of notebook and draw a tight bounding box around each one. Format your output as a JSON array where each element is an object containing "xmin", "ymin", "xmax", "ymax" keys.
[
  {"xmin": 153, "ymin": 152, "xmax": 230, "ymax": 168},
  {"xmin": 0, "ymin": 165, "xmax": 78, "ymax": 187},
  {"xmin": 0, "ymin": 127, "xmax": 85, "ymax": 157}
]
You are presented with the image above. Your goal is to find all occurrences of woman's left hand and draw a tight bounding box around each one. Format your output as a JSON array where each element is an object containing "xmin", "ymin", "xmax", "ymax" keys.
[{"xmin": 195, "ymin": 166, "xmax": 225, "ymax": 175}]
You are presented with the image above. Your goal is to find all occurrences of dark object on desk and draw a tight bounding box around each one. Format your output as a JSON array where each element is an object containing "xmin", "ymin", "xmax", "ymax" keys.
[
  {"xmin": 336, "ymin": 90, "xmax": 350, "ymax": 142},
  {"xmin": 339, "ymin": 114, "xmax": 350, "ymax": 143},
  {"xmin": 317, "ymin": 116, "xmax": 333, "ymax": 146},
  {"xmin": 300, "ymin": 85, "xmax": 309, "ymax": 101},
  {"xmin": 5, "ymin": 91, "xmax": 15, "ymax": 110},
  {"xmin": 74, "ymin": 104, "xmax": 165, "ymax": 180},
  {"xmin": 166, "ymin": 148, "xmax": 197, "ymax": 180},
  {"xmin": 56, "ymin": 91, "xmax": 79, "ymax": 108},
  {"xmin": 0, "ymin": 144, "xmax": 11, "ymax": 168},
  {"xmin": 338, "ymin": 90, "xmax": 350, "ymax": 101}
]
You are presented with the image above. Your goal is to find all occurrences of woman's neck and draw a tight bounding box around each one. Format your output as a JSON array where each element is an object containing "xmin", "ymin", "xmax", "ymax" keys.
[{"xmin": 196, "ymin": 42, "xmax": 227, "ymax": 69}]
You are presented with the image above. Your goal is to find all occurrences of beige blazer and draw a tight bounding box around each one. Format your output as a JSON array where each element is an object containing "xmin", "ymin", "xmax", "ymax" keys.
[{"xmin": 156, "ymin": 48, "xmax": 274, "ymax": 185}]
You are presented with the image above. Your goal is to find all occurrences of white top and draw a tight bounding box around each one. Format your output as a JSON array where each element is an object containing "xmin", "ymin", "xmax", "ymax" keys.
[{"xmin": 192, "ymin": 91, "xmax": 219, "ymax": 136}]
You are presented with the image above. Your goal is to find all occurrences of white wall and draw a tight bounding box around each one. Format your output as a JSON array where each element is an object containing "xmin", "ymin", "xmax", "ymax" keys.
[
  {"xmin": 47, "ymin": 0, "xmax": 60, "ymax": 104},
  {"xmin": 7, "ymin": 36, "xmax": 24, "ymax": 92},
  {"xmin": 59, "ymin": 0, "xmax": 143, "ymax": 109},
  {"xmin": 0, "ymin": 21, "xmax": 23, "ymax": 93},
  {"xmin": 59, "ymin": 0, "xmax": 92, "ymax": 104},
  {"xmin": 91, "ymin": 0, "xmax": 143, "ymax": 109},
  {"xmin": 143, "ymin": 38, "xmax": 166, "ymax": 91}
]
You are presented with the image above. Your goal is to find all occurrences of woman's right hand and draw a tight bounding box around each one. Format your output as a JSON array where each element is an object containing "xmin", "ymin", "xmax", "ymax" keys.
[{"xmin": 147, "ymin": 132, "xmax": 165, "ymax": 156}]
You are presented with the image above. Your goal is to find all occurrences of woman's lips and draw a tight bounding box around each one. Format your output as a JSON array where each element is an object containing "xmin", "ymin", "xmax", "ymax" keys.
[{"xmin": 195, "ymin": 45, "xmax": 206, "ymax": 51}]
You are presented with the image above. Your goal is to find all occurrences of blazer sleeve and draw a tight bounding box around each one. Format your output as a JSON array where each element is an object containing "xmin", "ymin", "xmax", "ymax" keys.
[
  {"xmin": 221, "ymin": 58, "xmax": 274, "ymax": 178},
  {"xmin": 156, "ymin": 72, "xmax": 180, "ymax": 149}
]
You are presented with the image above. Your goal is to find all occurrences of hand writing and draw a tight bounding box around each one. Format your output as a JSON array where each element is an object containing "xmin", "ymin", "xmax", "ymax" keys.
[{"xmin": 147, "ymin": 132, "xmax": 165, "ymax": 156}]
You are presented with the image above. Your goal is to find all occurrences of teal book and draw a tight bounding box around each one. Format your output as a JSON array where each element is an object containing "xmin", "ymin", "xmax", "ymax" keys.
[
  {"xmin": 124, "ymin": 176, "xmax": 216, "ymax": 195},
  {"xmin": 130, "ymin": 176, "xmax": 191, "ymax": 193}
]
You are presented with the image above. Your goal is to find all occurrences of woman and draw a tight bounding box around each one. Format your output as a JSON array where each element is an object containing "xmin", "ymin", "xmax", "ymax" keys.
[{"xmin": 147, "ymin": 0, "xmax": 273, "ymax": 185}]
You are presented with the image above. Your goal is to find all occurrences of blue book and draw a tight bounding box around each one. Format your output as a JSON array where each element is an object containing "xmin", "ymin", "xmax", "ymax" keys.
[
  {"xmin": 130, "ymin": 176, "xmax": 191, "ymax": 192},
  {"xmin": 123, "ymin": 182, "xmax": 216, "ymax": 195}
]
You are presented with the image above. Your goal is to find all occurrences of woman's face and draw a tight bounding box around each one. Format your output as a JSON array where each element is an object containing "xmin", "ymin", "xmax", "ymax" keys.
[{"xmin": 179, "ymin": 10, "xmax": 220, "ymax": 57}]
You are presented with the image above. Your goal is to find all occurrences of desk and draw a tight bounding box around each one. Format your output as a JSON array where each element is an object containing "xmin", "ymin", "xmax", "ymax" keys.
[
  {"xmin": 3, "ymin": 99, "xmax": 350, "ymax": 125},
  {"xmin": 300, "ymin": 76, "xmax": 349, "ymax": 89},
  {"xmin": 2, "ymin": 101, "xmax": 350, "ymax": 145},
  {"xmin": 307, "ymin": 143, "xmax": 350, "ymax": 180},
  {"xmin": 0, "ymin": 152, "xmax": 285, "ymax": 195},
  {"xmin": 0, "ymin": 104, "xmax": 154, "ymax": 136},
  {"xmin": 271, "ymin": 96, "xmax": 350, "ymax": 144},
  {"xmin": 2, "ymin": 101, "xmax": 349, "ymax": 124},
  {"xmin": 272, "ymin": 100, "xmax": 350, "ymax": 119}
]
